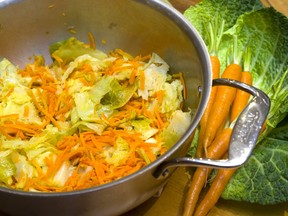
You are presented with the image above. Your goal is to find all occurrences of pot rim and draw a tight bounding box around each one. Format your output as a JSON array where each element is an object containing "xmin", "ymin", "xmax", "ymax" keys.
[{"xmin": 0, "ymin": 0, "xmax": 212, "ymax": 197}]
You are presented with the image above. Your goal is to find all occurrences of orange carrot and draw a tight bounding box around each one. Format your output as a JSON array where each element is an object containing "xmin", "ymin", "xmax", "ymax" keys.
[
  {"xmin": 196, "ymin": 55, "xmax": 220, "ymax": 158},
  {"xmin": 230, "ymin": 71, "xmax": 253, "ymax": 123},
  {"xmin": 205, "ymin": 128, "xmax": 232, "ymax": 159},
  {"xmin": 129, "ymin": 69, "xmax": 137, "ymax": 85},
  {"xmin": 139, "ymin": 69, "xmax": 145, "ymax": 90},
  {"xmin": 214, "ymin": 112, "xmax": 229, "ymax": 139},
  {"xmin": 0, "ymin": 114, "xmax": 19, "ymax": 119},
  {"xmin": 23, "ymin": 105, "xmax": 30, "ymax": 118},
  {"xmin": 202, "ymin": 63, "xmax": 242, "ymax": 155},
  {"xmin": 183, "ymin": 167, "xmax": 212, "ymax": 216},
  {"xmin": 183, "ymin": 128, "xmax": 232, "ymax": 216},
  {"xmin": 194, "ymin": 168, "xmax": 237, "ymax": 216}
]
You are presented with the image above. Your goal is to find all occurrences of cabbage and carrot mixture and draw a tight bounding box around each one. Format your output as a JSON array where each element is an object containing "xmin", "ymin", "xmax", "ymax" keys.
[{"xmin": 0, "ymin": 37, "xmax": 191, "ymax": 192}]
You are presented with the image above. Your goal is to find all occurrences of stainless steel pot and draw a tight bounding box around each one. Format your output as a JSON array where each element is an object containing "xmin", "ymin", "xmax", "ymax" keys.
[{"xmin": 0, "ymin": 0, "xmax": 269, "ymax": 216}]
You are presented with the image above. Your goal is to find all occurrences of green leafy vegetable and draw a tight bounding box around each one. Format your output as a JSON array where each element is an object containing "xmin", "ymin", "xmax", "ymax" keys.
[
  {"xmin": 161, "ymin": 110, "xmax": 192, "ymax": 148},
  {"xmin": 184, "ymin": 0, "xmax": 264, "ymax": 46},
  {"xmin": 100, "ymin": 79, "xmax": 137, "ymax": 110},
  {"xmin": 218, "ymin": 8, "xmax": 288, "ymax": 134},
  {"xmin": 103, "ymin": 136, "xmax": 130, "ymax": 166},
  {"xmin": 0, "ymin": 153, "xmax": 16, "ymax": 185},
  {"xmin": 50, "ymin": 37, "xmax": 107, "ymax": 64},
  {"xmin": 138, "ymin": 53, "xmax": 169, "ymax": 100},
  {"xmin": 131, "ymin": 118, "xmax": 158, "ymax": 140},
  {"xmin": 221, "ymin": 118, "xmax": 288, "ymax": 204},
  {"xmin": 89, "ymin": 76, "xmax": 115, "ymax": 104},
  {"xmin": 0, "ymin": 59, "xmax": 43, "ymax": 125}
]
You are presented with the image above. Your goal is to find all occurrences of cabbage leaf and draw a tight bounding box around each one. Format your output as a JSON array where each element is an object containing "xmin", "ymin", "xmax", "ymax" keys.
[
  {"xmin": 222, "ymin": 118, "xmax": 288, "ymax": 204},
  {"xmin": 161, "ymin": 110, "xmax": 192, "ymax": 148},
  {"xmin": 50, "ymin": 37, "xmax": 107, "ymax": 64}
]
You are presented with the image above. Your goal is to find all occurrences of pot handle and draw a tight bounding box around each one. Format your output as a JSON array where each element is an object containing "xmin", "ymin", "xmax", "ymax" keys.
[{"xmin": 153, "ymin": 78, "xmax": 270, "ymax": 179}]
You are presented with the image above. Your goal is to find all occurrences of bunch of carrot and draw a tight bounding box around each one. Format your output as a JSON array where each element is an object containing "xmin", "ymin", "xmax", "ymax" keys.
[{"xmin": 182, "ymin": 21, "xmax": 256, "ymax": 216}]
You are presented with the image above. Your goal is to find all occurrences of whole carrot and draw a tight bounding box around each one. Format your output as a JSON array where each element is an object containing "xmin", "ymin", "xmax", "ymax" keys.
[
  {"xmin": 196, "ymin": 19, "xmax": 224, "ymax": 158},
  {"xmin": 230, "ymin": 72, "xmax": 253, "ymax": 123},
  {"xmin": 183, "ymin": 167, "xmax": 211, "ymax": 216},
  {"xmin": 183, "ymin": 128, "xmax": 232, "ymax": 216},
  {"xmin": 196, "ymin": 55, "xmax": 220, "ymax": 158},
  {"xmin": 194, "ymin": 168, "xmax": 237, "ymax": 216},
  {"xmin": 214, "ymin": 112, "xmax": 229, "ymax": 140},
  {"xmin": 202, "ymin": 63, "xmax": 242, "ymax": 155}
]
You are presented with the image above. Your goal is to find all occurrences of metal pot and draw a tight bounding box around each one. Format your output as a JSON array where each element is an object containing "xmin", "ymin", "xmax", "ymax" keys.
[{"xmin": 0, "ymin": 0, "xmax": 269, "ymax": 216}]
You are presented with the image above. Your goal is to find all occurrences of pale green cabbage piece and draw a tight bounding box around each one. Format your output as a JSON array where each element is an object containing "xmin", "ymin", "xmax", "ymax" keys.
[
  {"xmin": 138, "ymin": 53, "xmax": 169, "ymax": 100},
  {"xmin": 0, "ymin": 59, "xmax": 42, "ymax": 125},
  {"xmin": 131, "ymin": 118, "xmax": 158, "ymax": 140},
  {"xmin": 0, "ymin": 154, "xmax": 15, "ymax": 186},
  {"xmin": 103, "ymin": 136, "xmax": 130, "ymax": 166},
  {"xmin": 161, "ymin": 110, "xmax": 192, "ymax": 148},
  {"xmin": 62, "ymin": 54, "xmax": 113, "ymax": 82},
  {"xmin": 89, "ymin": 76, "xmax": 114, "ymax": 104},
  {"xmin": 100, "ymin": 79, "xmax": 137, "ymax": 110},
  {"xmin": 50, "ymin": 37, "xmax": 108, "ymax": 64},
  {"xmin": 73, "ymin": 91, "xmax": 97, "ymax": 121},
  {"xmin": 52, "ymin": 161, "xmax": 74, "ymax": 187},
  {"xmin": 159, "ymin": 80, "xmax": 184, "ymax": 113}
]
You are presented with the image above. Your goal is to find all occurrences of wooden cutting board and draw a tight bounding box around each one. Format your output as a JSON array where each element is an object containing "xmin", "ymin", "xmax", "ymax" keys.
[{"xmin": 124, "ymin": 1, "xmax": 288, "ymax": 216}]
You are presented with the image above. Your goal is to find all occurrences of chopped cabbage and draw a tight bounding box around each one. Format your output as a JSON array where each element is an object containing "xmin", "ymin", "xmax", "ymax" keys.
[
  {"xmin": 0, "ymin": 37, "xmax": 191, "ymax": 191},
  {"xmin": 103, "ymin": 136, "xmax": 130, "ymax": 166},
  {"xmin": 162, "ymin": 110, "xmax": 192, "ymax": 148},
  {"xmin": 138, "ymin": 53, "xmax": 169, "ymax": 100}
]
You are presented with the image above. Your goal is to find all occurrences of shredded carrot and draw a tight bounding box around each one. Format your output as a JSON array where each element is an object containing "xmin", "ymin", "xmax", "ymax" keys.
[
  {"xmin": 41, "ymin": 85, "xmax": 58, "ymax": 93},
  {"xmin": 154, "ymin": 105, "xmax": 165, "ymax": 129},
  {"xmin": 88, "ymin": 32, "xmax": 96, "ymax": 50},
  {"xmin": 156, "ymin": 90, "xmax": 165, "ymax": 104},
  {"xmin": 29, "ymin": 90, "xmax": 61, "ymax": 130},
  {"xmin": 51, "ymin": 53, "xmax": 63, "ymax": 66},
  {"xmin": 2, "ymin": 123, "xmax": 38, "ymax": 135},
  {"xmin": 139, "ymin": 69, "xmax": 145, "ymax": 90},
  {"xmin": 0, "ymin": 114, "xmax": 19, "ymax": 119},
  {"xmin": 129, "ymin": 69, "xmax": 137, "ymax": 85},
  {"xmin": 2, "ymin": 87, "xmax": 15, "ymax": 99},
  {"xmin": 23, "ymin": 105, "xmax": 30, "ymax": 118}
]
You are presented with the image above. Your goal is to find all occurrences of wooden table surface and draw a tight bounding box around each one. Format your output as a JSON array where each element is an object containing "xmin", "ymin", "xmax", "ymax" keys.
[{"xmin": 124, "ymin": 1, "xmax": 288, "ymax": 216}]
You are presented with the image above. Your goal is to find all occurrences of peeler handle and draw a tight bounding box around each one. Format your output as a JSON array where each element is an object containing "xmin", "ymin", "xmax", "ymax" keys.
[{"xmin": 153, "ymin": 78, "xmax": 270, "ymax": 179}]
